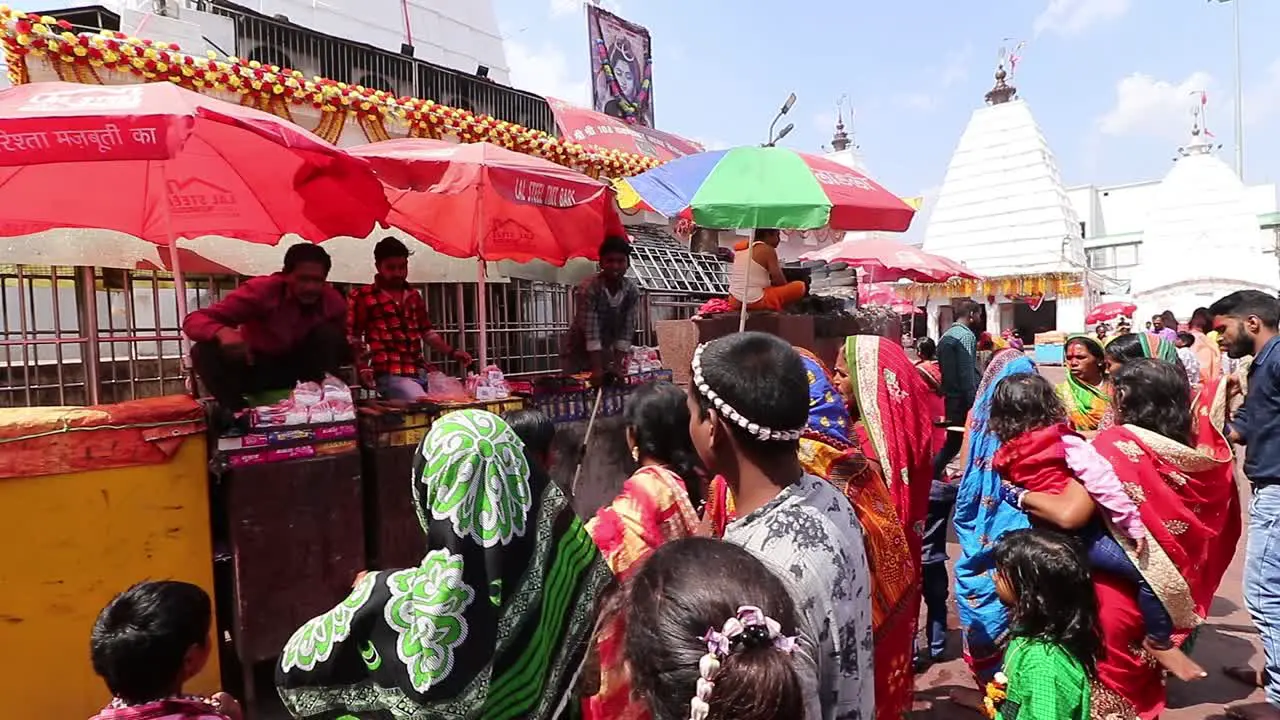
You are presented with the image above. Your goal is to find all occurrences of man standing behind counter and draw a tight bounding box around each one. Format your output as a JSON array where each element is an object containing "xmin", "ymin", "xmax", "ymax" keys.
[
  {"xmin": 563, "ymin": 235, "xmax": 641, "ymax": 386},
  {"xmin": 184, "ymin": 244, "xmax": 349, "ymax": 432},
  {"xmin": 347, "ymin": 237, "xmax": 472, "ymax": 401}
]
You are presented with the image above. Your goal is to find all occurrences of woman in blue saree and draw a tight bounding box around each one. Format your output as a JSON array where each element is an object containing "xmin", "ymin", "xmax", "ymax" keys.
[{"xmin": 953, "ymin": 348, "xmax": 1035, "ymax": 682}]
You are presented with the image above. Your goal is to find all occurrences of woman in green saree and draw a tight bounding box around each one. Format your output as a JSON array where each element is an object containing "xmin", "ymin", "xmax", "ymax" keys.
[
  {"xmin": 1056, "ymin": 336, "xmax": 1109, "ymax": 432},
  {"xmin": 275, "ymin": 408, "xmax": 610, "ymax": 720}
]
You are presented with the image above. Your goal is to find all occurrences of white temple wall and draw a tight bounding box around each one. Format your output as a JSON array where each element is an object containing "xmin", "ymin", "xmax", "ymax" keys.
[
  {"xmin": 1056, "ymin": 295, "xmax": 1086, "ymax": 333},
  {"xmin": 1137, "ymin": 279, "xmax": 1279, "ymax": 324}
]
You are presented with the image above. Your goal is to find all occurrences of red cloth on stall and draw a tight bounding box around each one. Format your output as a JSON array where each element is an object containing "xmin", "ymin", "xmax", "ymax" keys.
[{"xmin": 0, "ymin": 395, "xmax": 205, "ymax": 480}]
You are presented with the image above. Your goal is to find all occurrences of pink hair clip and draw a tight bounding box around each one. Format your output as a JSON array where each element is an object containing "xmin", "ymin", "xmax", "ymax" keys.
[{"xmin": 687, "ymin": 605, "xmax": 798, "ymax": 720}]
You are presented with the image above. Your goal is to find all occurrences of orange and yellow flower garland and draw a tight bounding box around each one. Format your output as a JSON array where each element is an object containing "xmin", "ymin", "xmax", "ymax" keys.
[
  {"xmin": 982, "ymin": 671, "xmax": 1009, "ymax": 719},
  {"xmin": 900, "ymin": 272, "xmax": 1085, "ymax": 302},
  {"xmin": 0, "ymin": 5, "xmax": 662, "ymax": 178}
]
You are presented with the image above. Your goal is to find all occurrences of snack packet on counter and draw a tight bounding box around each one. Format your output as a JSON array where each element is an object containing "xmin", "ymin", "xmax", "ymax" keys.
[
  {"xmin": 427, "ymin": 371, "xmax": 472, "ymax": 402},
  {"xmin": 249, "ymin": 376, "xmax": 357, "ymax": 427},
  {"xmin": 626, "ymin": 346, "xmax": 663, "ymax": 374},
  {"xmin": 469, "ymin": 365, "xmax": 510, "ymax": 401},
  {"xmin": 292, "ymin": 381, "xmax": 324, "ymax": 407},
  {"xmin": 318, "ymin": 374, "xmax": 356, "ymax": 421}
]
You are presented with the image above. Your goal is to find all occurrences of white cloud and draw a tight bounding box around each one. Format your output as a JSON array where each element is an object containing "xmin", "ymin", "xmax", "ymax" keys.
[
  {"xmin": 886, "ymin": 45, "xmax": 970, "ymax": 115},
  {"xmin": 1033, "ymin": 0, "xmax": 1130, "ymax": 37},
  {"xmin": 1097, "ymin": 70, "xmax": 1213, "ymax": 140},
  {"xmin": 505, "ymin": 41, "xmax": 590, "ymax": 106}
]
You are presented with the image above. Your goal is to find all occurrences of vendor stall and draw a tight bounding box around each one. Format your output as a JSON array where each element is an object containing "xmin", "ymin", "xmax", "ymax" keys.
[
  {"xmin": 0, "ymin": 396, "xmax": 216, "ymax": 720},
  {"xmin": 207, "ymin": 380, "xmax": 366, "ymax": 705}
]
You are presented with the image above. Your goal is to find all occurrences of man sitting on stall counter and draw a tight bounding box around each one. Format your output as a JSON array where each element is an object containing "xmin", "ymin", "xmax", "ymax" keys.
[
  {"xmin": 563, "ymin": 235, "xmax": 641, "ymax": 386},
  {"xmin": 184, "ymin": 244, "xmax": 349, "ymax": 432},
  {"xmin": 727, "ymin": 228, "xmax": 807, "ymax": 312},
  {"xmin": 346, "ymin": 237, "xmax": 472, "ymax": 401}
]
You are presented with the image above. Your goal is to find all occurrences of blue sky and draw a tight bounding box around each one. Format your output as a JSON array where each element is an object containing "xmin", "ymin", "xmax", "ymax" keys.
[{"xmin": 495, "ymin": 0, "xmax": 1280, "ymax": 234}]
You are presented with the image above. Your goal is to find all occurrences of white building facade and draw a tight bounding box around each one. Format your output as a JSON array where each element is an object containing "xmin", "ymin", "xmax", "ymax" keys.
[{"xmin": 1068, "ymin": 123, "xmax": 1280, "ymax": 321}]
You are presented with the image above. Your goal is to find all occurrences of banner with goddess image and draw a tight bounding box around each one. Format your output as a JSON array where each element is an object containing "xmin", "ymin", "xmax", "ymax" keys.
[{"xmin": 587, "ymin": 5, "xmax": 654, "ymax": 127}]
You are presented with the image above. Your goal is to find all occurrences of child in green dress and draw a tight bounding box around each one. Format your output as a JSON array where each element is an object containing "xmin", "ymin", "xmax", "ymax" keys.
[{"xmin": 986, "ymin": 528, "xmax": 1101, "ymax": 720}]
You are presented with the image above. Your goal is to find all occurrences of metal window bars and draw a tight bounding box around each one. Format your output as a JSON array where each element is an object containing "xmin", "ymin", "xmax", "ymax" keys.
[
  {"xmin": 0, "ymin": 266, "xmax": 578, "ymax": 408},
  {"xmin": 625, "ymin": 226, "xmax": 730, "ymax": 295},
  {"xmin": 186, "ymin": 0, "xmax": 556, "ymax": 134}
]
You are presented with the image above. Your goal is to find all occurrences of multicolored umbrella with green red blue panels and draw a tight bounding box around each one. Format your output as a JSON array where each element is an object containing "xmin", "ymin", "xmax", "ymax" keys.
[{"xmin": 613, "ymin": 145, "xmax": 917, "ymax": 231}]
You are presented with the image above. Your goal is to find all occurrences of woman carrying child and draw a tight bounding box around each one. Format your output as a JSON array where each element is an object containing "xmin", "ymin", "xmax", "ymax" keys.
[
  {"xmin": 998, "ymin": 359, "xmax": 1240, "ymax": 718},
  {"xmin": 987, "ymin": 371, "xmax": 1204, "ymax": 682}
]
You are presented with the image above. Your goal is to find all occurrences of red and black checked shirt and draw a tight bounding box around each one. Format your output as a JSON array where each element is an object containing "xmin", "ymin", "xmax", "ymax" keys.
[{"xmin": 346, "ymin": 279, "xmax": 433, "ymax": 378}]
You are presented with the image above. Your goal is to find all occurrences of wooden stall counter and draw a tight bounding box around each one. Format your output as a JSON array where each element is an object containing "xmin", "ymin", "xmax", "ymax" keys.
[
  {"xmin": 358, "ymin": 397, "xmax": 528, "ymax": 571},
  {"xmin": 209, "ymin": 415, "xmax": 365, "ymax": 705},
  {"xmin": 0, "ymin": 396, "xmax": 217, "ymax": 720}
]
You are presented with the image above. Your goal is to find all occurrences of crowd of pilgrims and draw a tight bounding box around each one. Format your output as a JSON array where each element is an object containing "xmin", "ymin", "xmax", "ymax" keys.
[{"xmin": 82, "ymin": 289, "xmax": 1280, "ymax": 720}]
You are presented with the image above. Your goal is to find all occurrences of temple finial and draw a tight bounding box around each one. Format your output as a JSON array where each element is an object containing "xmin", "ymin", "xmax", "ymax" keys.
[{"xmin": 985, "ymin": 63, "xmax": 1017, "ymax": 105}]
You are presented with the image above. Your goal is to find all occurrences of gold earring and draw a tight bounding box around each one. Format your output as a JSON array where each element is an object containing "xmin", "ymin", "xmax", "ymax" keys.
[{"xmin": 631, "ymin": 446, "xmax": 639, "ymax": 462}]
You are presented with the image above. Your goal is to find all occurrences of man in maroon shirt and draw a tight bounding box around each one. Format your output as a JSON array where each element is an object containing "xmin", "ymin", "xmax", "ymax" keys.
[{"xmin": 184, "ymin": 244, "xmax": 349, "ymax": 427}]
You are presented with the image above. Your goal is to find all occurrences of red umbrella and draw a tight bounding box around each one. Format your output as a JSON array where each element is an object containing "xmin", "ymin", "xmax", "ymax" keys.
[
  {"xmin": 0, "ymin": 82, "xmax": 389, "ymax": 248},
  {"xmin": 349, "ymin": 138, "xmax": 627, "ymax": 366},
  {"xmin": 860, "ymin": 284, "xmax": 922, "ymax": 314},
  {"xmin": 1086, "ymin": 301, "xmax": 1137, "ymax": 325},
  {"xmin": 802, "ymin": 237, "xmax": 981, "ymax": 283},
  {"xmin": 349, "ymin": 138, "xmax": 626, "ymax": 265}
]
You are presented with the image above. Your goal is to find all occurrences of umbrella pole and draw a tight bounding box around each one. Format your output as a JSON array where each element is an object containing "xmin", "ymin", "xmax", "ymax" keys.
[
  {"xmin": 476, "ymin": 258, "xmax": 488, "ymax": 368},
  {"xmin": 162, "ymin": 163, "xmax": 191, "ymax": 362},
  {"xmin": 737, "ymin": 229, "xmax": 753, "ymax": 333}
]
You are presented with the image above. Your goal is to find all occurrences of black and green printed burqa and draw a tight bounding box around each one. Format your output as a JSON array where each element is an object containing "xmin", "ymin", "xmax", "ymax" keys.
[{"xmin": 276, "ymin": 409, "xmax": 609, "ymax": 719}]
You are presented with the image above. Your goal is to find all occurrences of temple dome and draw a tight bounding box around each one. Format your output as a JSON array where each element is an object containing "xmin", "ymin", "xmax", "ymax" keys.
[
  {"xmin": 922, "ymin": 93, "xmax": 1084, "ymax": 277},
  {"xmin": 1131, "ymin": 129, "xmax": 1277, "ymax": 318}
]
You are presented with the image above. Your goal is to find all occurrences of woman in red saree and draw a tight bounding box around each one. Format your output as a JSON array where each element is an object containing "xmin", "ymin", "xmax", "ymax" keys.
[
  {"xmin": 1021, "ymin": 358, "xmax": 1240, "ymax": 718},
  {"xmin": 914, "ymin": 337, "xmax": 948, "ymax": 452},
  {"xmin": 833, "ymin": 337, "xmax": 935, "ymax": 718},
  {"xmin": 582, "ymin": 381, "xmax": 702, "ymax": 720},
  {"xmin": 702, "ymin": 339, "xmax": 932, "ymax": 719}
]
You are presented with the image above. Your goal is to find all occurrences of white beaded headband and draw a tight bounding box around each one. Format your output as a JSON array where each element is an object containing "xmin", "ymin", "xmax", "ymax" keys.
[{"xmin": 691, "ymin": 343, "xmax": 804, "ymax": 443}]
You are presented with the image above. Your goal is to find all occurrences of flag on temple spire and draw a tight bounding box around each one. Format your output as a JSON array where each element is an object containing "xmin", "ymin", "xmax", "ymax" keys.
[{"xmin": 1003, "ymin": 38, "xmax": 1026, "ymax": 75}]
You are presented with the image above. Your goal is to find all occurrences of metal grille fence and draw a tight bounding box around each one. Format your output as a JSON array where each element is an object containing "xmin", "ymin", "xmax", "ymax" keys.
[
  {"xmin": 187, "ymin": 0, "xmax": 556, "ymax": 133},
  {"xmin": 0, "ymin": 266, "xmax": 579, "ymax": 408}
]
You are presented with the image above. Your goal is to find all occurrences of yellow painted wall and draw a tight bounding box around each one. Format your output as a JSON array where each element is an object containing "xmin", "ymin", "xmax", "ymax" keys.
[{"xmin": 0, "ymin": 437, "xmax": 220, "ymax": 717}]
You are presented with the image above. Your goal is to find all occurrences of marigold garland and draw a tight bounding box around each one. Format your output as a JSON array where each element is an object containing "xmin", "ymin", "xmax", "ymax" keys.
[
  {"xmin": 982, "ymin": 671, "xmax": 1009, "ymax": 719},
  {"xmin": 901, "ymin": 272, "xmax": 1085, "ymax": 302},
  {"xmin": 0, "ymin": 5, "xmax": 662, "ymax": 178}
]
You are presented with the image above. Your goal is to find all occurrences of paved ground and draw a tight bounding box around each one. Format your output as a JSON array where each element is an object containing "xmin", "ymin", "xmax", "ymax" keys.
[{"xmin": 910, "ymin": 362, "xmax": 1269, "ymax": 719}]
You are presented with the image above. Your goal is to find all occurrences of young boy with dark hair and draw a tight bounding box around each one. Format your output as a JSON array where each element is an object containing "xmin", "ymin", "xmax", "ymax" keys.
[
  {"xmin": 686, "ymin": 331, "xmax": 873, "ymax": 720},
  {"xmin": 89, "ymin": 581, "xmax": 241, "ymax": 720}
]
